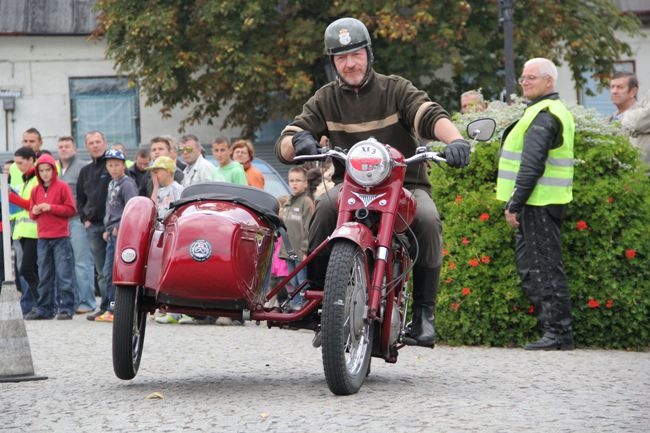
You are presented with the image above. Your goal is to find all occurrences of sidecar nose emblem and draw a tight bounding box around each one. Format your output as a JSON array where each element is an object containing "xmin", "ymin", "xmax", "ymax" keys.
[
  {"xmin": 121, "ymin": 248, "xmax": 137, "ymax": 263},
  {"xmin": 189, "ymin": 239, "xmax": 212, "ymax": 262}
]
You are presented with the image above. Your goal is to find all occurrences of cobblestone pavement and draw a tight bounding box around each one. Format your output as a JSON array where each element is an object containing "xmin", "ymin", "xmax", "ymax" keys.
[{"xmin": 1, "ymin": 317, "xmax": 648, "ymax": 433}]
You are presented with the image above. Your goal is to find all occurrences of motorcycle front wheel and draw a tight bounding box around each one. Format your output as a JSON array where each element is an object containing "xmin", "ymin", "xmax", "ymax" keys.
[
  {"xmin": 112, "ymin": 285, "xmax": 147, "ymax": 380},
  {"xmin": 321, "ymin": 241, "xmax": 373, "ymax": 395}
]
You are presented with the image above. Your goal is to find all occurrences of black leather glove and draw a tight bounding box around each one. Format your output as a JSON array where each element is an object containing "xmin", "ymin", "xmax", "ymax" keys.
[
  {"xmin": 443, "ymin": 139, "xmax": 471, "ymax": 168},
  {"xmin": 292, "ymin": 131, "xmax": 319, "ymax": 157}
]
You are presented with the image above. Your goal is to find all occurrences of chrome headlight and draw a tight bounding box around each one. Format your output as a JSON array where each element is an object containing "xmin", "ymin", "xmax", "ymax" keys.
[
  {"xmin": 121, "ymin": 248, "xmax": 137, "ymax": 263},
  {"xmin": 346, "ymin": 138, "xmax": 391, "ymax": 187}
]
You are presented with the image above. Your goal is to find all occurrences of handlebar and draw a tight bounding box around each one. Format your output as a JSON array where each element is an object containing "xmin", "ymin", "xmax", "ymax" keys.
[
  {"xmin": 293, "ymin": 147, "xmax": 447, "ymax": 165},
  {"xmin": 292, "ymin": 117, "xmax": 495, "ymax": 167}
]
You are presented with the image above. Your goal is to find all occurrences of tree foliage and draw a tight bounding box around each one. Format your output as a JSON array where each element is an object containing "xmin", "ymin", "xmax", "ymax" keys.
[{"xmin": 94, "ymin": 0, "xmax": 641, "ymax": 136}]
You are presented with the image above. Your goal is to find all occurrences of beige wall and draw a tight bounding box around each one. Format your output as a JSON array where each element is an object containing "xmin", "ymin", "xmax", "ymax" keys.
[{"xmin": 0, "ymin": 36, "xmax": 240, "ymax": 152}]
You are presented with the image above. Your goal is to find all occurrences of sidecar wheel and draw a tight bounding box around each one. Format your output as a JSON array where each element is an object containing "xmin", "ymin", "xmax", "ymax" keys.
[
  {"xmin": 113, "ymin": 286, "xmax": 147, "ymax": 380},
  {"xmin": 321, "ymin": 241, "xmax": 373, "ymax": 395}
]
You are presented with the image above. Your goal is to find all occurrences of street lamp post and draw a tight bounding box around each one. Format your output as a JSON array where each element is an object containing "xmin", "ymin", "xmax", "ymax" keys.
[{"xmin": 500, "ymin": 0, "xmax": 516, "ymax": 103}]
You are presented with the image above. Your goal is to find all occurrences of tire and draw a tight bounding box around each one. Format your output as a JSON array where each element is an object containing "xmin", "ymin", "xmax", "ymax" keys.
[
  {"xmin": 321, "ymin": 241, "xmax": 373, "ymax": 395},
  {"xmin": 113, "ymin": 286, "xmax": 147, "ymax": 380}
]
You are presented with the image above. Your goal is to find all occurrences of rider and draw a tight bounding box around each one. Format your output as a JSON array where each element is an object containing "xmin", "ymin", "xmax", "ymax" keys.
[{"xmin": 275, "ymin": 17, "xmax": 471, "ymax": 347}]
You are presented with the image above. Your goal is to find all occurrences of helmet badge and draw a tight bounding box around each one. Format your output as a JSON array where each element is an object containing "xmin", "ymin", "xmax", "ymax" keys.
[{"xmin": 338, "ymin": 28, "xmax": 351, "ymax": 45}]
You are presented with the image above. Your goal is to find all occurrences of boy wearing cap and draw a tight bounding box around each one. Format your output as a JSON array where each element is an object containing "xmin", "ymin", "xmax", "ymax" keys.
[
  {"xmin": 148, "ymin": 155, "xmax": 184, "ymax": 219},
  {"xmin": 93, "ymin": 149, "xmax": 138, "ymax": 322}
]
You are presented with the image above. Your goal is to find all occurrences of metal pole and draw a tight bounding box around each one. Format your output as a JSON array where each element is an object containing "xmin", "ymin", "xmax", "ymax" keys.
[{"xmin": 500, "ymin": 0, "xmax": 516, "ymax": 103}]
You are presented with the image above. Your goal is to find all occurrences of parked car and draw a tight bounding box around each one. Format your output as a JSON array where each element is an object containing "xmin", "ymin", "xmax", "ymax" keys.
[{"xmin": 204, "ymin": 155, "xmax": 290, "ymax": 199}]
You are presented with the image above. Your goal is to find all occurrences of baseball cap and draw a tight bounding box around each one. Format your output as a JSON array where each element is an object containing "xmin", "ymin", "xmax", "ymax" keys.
[
  {"xmin": 146, "ymin": 155, "xmax": 176, "ymax": 174},
  {"xmin": 103, "ymin": 148, "xmax": 126, "ymax": 161}
]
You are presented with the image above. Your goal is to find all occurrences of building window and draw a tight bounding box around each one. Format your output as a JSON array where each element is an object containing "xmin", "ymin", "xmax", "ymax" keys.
[
  {"xmin": 69, "ymin": 77, "xmax": 140, "ymax": 148},
  {"xmin": 580, "ymin": 61, "xmax": 635, "ymax": 118}
]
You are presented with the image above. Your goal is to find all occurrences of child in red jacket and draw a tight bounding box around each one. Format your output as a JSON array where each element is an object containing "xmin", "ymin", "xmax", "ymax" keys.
[{"xmin": 24, "ymin": 154, "xmax": 77, "ymax": 320}]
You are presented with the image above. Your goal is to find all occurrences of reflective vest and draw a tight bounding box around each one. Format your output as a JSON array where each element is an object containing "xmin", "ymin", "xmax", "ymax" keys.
[
  {"xmin": 12, "ymin": 175, "xmax": 38, "ymax": 240},
  {"xmin": 496, "ymin": 99, "xmax": 575, "ymax": 205},
  {"xmin": 9, "ymin": 162, "xmax": 23, "ymax": 221}
]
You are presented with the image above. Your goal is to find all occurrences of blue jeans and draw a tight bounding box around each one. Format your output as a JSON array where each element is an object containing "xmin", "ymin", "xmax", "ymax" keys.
[
  {"xmin": 69, "ymin": 218, "xmax": 96, "ymax": 310},
  {"xmin": 35, "ymin": 237, "xmax": 76, "ymax": 317},
  {"xmin": 286, "ymin": 259, "xmax": 307, "ymax": 308},
  {"xmin": 85, "ymin": 223, "xmax": 107, "ymax": 307},
  {"xmin": 102, "ymin": 234, "xmax": 117, "ymax": 312}
]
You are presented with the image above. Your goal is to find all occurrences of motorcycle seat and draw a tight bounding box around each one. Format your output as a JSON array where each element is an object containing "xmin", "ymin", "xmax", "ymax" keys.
[{"xmin": 173, "ymin": 182, "xmax": 282, "ymax": 229}]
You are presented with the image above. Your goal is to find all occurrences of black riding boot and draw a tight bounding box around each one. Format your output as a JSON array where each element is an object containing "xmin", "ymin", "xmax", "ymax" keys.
[
  {"xmin": 307, "ymin": 253, "xmax": 331, "ymax": 290},
  {"xmin": 524, "ymin": 288, "xmax": 574, "ymax": 351},
  {"xmin": 408, "ymin": 265, "xmax": 440, "ymax": 347}
]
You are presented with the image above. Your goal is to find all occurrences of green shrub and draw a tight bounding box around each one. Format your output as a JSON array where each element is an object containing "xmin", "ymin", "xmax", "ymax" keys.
[{"xmin": 429, "ymin": 99, "xmax": 650, "ymax": 349}]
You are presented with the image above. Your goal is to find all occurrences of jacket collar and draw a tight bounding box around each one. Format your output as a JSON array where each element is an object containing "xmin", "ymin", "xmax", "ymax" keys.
[{"xmin": 527, "ymin": 92, "xmax": 559, "ymax": 107}]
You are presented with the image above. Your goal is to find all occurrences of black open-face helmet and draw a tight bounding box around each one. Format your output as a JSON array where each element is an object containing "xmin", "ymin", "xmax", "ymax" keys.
[{"xmin": 324, "ymin": 17, "xmax": 374, "ymax": 64}]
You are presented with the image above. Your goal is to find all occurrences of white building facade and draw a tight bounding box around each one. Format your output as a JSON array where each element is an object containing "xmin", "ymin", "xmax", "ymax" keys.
[{"xmin": 1, "ymin": 0, "xmax": 648, "ymax": 152}]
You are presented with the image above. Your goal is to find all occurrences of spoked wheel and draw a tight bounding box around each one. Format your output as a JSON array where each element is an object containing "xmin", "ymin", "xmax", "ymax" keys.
[
  {"xmin": 321, "ymin": 241, "xmax": 373, "ymax": 395},
  {"xmin": 113, "ymin": 286, "xmax": 147, "ymax": 380}
]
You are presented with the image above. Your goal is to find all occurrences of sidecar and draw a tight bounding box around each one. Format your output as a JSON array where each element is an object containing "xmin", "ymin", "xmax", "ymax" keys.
[{"xmin": 111, "ymin": 182, "xmax": 321, "ymax": 380}]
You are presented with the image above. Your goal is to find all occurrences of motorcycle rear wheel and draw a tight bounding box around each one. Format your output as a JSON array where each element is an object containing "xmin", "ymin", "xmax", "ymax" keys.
[
  {"xmin": 113, "ymin": 286, "xmax": 147, "ymax": 380},
  {"xmin": 321, "ymin": 241, "xmax": 373, "ymax": 395}
]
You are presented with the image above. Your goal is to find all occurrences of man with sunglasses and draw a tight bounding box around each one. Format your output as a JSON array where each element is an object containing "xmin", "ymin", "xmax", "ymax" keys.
[
  {"xmin": 179, "ymin": 134, "xmax": 222, "ymax": 186},
  {"xmin": 497, "ymin": 57, "xmax": 575, "ymax": 350}
]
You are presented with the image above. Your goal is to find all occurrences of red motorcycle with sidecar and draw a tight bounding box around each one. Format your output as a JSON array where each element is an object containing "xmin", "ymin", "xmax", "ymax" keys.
[{"xmin": 111, "ymin": 118, "xmax": 495, "ymax": 395}]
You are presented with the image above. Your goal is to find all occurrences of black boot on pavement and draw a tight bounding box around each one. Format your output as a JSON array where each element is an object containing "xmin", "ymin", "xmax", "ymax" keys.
[
  {"xmin": 524, "ymin": 333, "xmax": 574, "ymax": 350},
  {"xmin": 405, "ymin": 265, "xmax": 440, "ymax": 348}
]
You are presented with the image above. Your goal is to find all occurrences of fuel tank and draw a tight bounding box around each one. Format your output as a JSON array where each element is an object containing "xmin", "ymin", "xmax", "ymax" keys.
[{"xmin": 145, "ymin": 200, "xmax": 275, "ymax": 309}]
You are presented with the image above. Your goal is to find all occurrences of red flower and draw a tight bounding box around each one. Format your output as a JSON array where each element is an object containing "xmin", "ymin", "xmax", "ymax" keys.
[
  {"xmin": 461, "ymin": 287, "xmax": 471, "ymax": 296},
  {"xmin": 480, "ymin": 255, "xmax": 490, "ymax": 264},
  {"xmin": 450, "ymin": 302, "xmax": 460, "ymax": 311},
  {"xmin": 461, "ymin": 237, "xmax": 470, "ymax": 245},
  {"xmin": 607, "ymin": 197, "xmax": 614, "ymax": 204},
  {"xmin": 587, "ymin": 298, "xmax": 600, "ymax": 309},
  {"xmin": 468, "ymin": 258, "xmax": 479, "ymax": 267},
  {"xmin": 625, "ymin": 249, "xmax": 636, "ymax": 260},
  {"xmin": 445, "ymin": 277, "xmax": 454, "ymax": 284},
  {"xmin": 479, "ymin": 213, "xmax": 490, "ymax": 222},
  {"xmin": 606, "ymin": 299, "xmax": 614, "ymax": 309},
  {"xmin": 576, "ymin": 220, "xmax": 589, "ymax": 231},
  {"xmin": 448, "ymin": 261, "xmax": 456, "ymax": 270},
  {"xmin": 455, "ymin": 195, "xmax": 463, "ymax": 203},
  {"xmin": 528, "ymin": 305, "xmax": 534, "ymax": 314},
  {"xmin": 443, "ymin": 248, "xmax": 448, "ymax": 256}
]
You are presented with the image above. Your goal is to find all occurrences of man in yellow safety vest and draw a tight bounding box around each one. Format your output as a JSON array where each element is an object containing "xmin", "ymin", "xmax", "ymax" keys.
[{"xmin": 496, "ymin": 57, "xmax": 575, "ymax": 351}]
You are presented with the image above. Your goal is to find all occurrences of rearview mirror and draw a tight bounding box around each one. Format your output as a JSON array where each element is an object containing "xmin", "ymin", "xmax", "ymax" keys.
[{"xmin": 467, "ymin": 118, "xmax": 496, "ymax": 142}]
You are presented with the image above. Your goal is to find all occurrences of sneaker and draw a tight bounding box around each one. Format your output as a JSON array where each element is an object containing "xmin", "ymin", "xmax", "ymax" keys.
[
  {"xmin": 155, "ymin": 313, "xmax": 181, "ymax": 324},
  {"xmin": 75, "ymin": 307, "xmax": 93, "ymax": 314},
  {"xmin": 95, "ymin": 311, "xmax": 114, "ymax": 322},
  {"xmin": 24, "ymin": 311, "xmax": 53, "ymax": 320},
  {"xmin": 215, "ymin": 317, "xmax": 244, "ymax": 326},
  {"xmin": 86, "ymin": 309, "xmax": 107, "ymax": 321},
  {"xmin": 179, "ymin": 314, "xmax": 214, "ymax": 325},
  {"xmin": 55, "ymin": 313, "xmax": 73, "ymax": 320},
  {"xmin": 215, "ymin": 316, "xmax": 233, "ymax": 326}
]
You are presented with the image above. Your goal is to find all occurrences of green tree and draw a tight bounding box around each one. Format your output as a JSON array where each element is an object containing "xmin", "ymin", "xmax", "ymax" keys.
[{"xmin": 94, "ymin": 0, "xmax": 641, "ymax": 136}]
